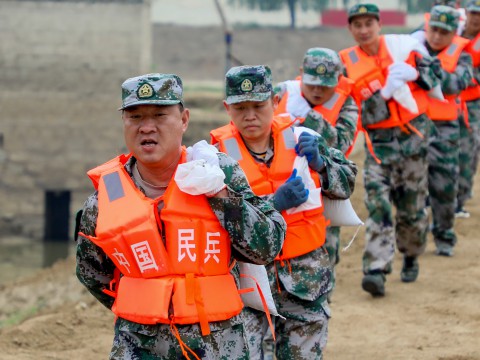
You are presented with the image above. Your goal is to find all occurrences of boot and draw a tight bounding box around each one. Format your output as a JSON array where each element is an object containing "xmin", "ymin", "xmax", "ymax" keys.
[
  {"xmin": 361, "ymin": 271, "xmax": 385, "ymax": 297},
  {"xmin": 400, "ymin": 256, "xmax": 419, "ymax": 283}
]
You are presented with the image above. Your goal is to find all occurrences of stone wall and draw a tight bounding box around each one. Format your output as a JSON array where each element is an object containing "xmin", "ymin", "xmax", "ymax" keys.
[{"xmin": 0, "ymin": 0, "xmax": 151, "ymax": 237}]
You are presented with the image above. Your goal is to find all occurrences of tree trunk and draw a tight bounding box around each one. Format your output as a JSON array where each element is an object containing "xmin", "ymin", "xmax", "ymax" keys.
[{"xmin": 287, "ymin": 0, "xmax": 296, "ymax": 29}]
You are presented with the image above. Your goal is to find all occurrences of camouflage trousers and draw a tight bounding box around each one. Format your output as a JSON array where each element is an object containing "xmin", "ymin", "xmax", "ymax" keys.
[
  {"xmin": 458, "ymin": 118, "xmax": 475, "ymax": 209},
  {"xmin": 325, "ymin": 226, "xmax": 340, "ymax": 296},
  {"xmin": 459, "ymin": 101, "xmax": 480, "ymax": 208},
  {"xmin": 427, "ymin": 120, "xmax": 460, "ymax": 248},
  {"xmin": 362, "ymin": 152, "xmax": 429, "ymax": 274},
  {"xmin": 109, "ymin": 318, "xmax": 249, "ymax": 360},
  {"xmin": 243, "ymin": 296, "xmax": 330, "ymax": 360}
]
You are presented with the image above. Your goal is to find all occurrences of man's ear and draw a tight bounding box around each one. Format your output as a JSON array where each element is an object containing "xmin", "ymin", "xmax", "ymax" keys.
[{"xmin": 223, "ymin": 100, "xmax": 230, "ymax": 112}]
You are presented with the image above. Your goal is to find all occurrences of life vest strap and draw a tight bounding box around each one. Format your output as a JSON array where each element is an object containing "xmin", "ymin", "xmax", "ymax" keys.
[
  {"xmin": 240, "ymin": 273, "xmax": 276, "ymax": 341},
  {"xmin": 170, "ymin": 323, "xmax": 202, "ymax": 360}
]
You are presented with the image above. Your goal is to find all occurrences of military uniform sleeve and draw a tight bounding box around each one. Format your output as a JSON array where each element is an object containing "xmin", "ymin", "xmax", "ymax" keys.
[
  {"xmin": 208, "ymin": 152, "xmax": 286, "ymax": 265},
  {"xmin": 317, "ymin": 145, "xmax": 357, "ymax": 200},
  {"xmin": 75, "ymin": 194, "xmax": 116, "ymax": 310},
  {"xmin": 302, "ymin": 96, "xmax": 358, "ymax": 154},
  {"xmin": 437, "ymin": 52, "xmax": 473, "ymax": 94},
  {"xmin": 413, "ymin": 51, "xmax": 438, "ymax": 91}
]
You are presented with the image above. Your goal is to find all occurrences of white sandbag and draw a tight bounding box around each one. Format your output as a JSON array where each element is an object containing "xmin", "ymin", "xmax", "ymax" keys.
[
  {"xmin": 323, "ymin": 197, "xmax": 363, "ymax": 227},
  {"xmin": 238, "ymin": 262, "xmax": 283, "ymax": 317}
]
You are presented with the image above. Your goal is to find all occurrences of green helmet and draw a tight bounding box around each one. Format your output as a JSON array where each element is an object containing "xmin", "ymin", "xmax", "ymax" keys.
[
  {"xmin": 302, "ymin": 48, "xmax": 342, "ymax": 87},
  {"xmin": 466, "ymin": 0, "xmax": 480, "ymax": 12},
  {"xmin": 347, "ymin": 3, "xmax": 380, "ymax": 23},
  {"xmin": 224, "ymin": 65, "xmax": 273, "ymax": 105},
  {"xmin": 119, "ymin": 73, "xmax": 183, "ymax": 110},
  {"xmin": 429, "ymin": 5, "xmax": 460, "ymax": 32}
]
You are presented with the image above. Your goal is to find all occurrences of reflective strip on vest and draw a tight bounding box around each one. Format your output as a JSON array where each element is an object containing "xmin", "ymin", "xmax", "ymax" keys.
[
  {"xmin": 322, "ymin": 92, "xmax": 340, "ymax": 111},
  {"xmin": 349, "ymin": 50, "xmax": 359, "ymax": 64},
  {"xmin": 104, "ymin": 171, "xmax": 125, "ymax": 202},
  {"xmin": 223, "ymin": 137, "xmax": 242, "ymax": 161},
  {"xmin": 282, "ymin": 128, "xmax": 297, "ymax": 149},
  {"xmin": 474, "ymin": 37, "xmax": 480, "ymax": 52},
  {"xmin": 446, "ymin": 43, "xmax": 458, "ymax": 56}
]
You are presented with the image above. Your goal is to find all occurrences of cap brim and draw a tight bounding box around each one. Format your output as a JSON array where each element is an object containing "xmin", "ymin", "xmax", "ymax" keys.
[
  {"xmin": 225, "ymin": 92, "xmax": 271, "ymax": 105},
  {"xmin": 467, "ymin": 6, "xmax": 480, "ymax": 12},
  {"xmin": 302, "ymin": 74, "xmax": 338, "ymax": 87},
  {"xmin": 348, "ymin": 13, "xmax": 379, "ymax": 22},
  {"xmin": 429, "ymin": 21, "xmax": 455, "ymax": 32},
  {"xmin": 118, "ymin": 99, "xmax": 182, "ymax": 111}
]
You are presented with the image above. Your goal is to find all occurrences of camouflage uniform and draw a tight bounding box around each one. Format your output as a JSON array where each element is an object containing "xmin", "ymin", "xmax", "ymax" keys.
[
  {"xmin": 343, "ymin": 4, "xmax": 439, "ymax": 294},
  {"xmin": 274, "ymin": 48, "xmax": 359, "ymax": 296},
  {"xmin": 76, "ymin": 73, "xmax": 287, "ymax": 360},
  {"xmin": 217, "ymin": 65, "xmax": 358, "ymax": 359},
  {"xmin": 424, "ymin": 6, "xmax": 474, "ymax": 254},
  {"xmin": 458, "ymin": 0, "xmax": 480, "ymax": 214}
]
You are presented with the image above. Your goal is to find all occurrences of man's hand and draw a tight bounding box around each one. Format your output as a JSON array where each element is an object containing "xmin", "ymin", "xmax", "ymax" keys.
[
  {"xmin": 273, "ymin": 169, "xmax": 309, "ymax": 211},
  {"xmin": 295, "ymin": 132, "xmax": 326, "ymax": 172}
]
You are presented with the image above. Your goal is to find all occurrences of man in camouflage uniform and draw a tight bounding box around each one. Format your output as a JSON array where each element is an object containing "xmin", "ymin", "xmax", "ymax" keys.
[
  {"xmin": 340, "ymin": 4, "xmax": 438, "ymax": 296},
  {"xmin": 456, "ymin": 0, "xmax": 480, "ymax": 217},
  {"xmin": 75, "ymin": 73, "xmax": 287, "ymax": 360},
  {"xmin": 422, "ymin": 6, "xmax": 474, "ymax": 256},
  {"xmin": 210, "ymin": 65, "xmax": 357, "ymax": 359},
  {"xmin": 274, "ymin": 47, "xmax": 359, "ymax": 297}
]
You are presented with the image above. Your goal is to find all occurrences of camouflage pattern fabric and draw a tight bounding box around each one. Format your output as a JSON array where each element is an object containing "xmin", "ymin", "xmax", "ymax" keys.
[
  {"xmin": 243, "ymin": 247, "xmax": 332, "ymax": 360},
  {"xmin": 238, "ymin": 126, "xmax": 357, "ymax": 359},
  {"xmin": 110, "ymin": 320, "xmax": 249, "ymax": 360},
  {"xmin": 428, "ymin": 120, "xmax": 460, "ymax": 248},
  {"xmin": 341, "ymin": 41, "xmax": 438, "ymax": 277},
  {"xmin": 457, "ymin": 101, "xmax": 480, "ymax": 209},
  {"xmin": 426, "ymin": 49, "xmax": 473, "ymax": 248},
  {"xmin": 429, "ymin": 5, "xmax": 460, "ymax": 32},
  {"xmin": 119, "ymin": 73, "xmax": 184, "ymax": 110},
  {"xmin": 224, "ymin": 65, "xmax": 273, "ymax": 105},
  {"xmin": 362, "ymin": 150, "xmax": 429, "ymax": 273},
  {"xmin": 301, "ymin": 47, "xmax": 343, "ymax": 87},
  {"xmin": 76, "ymin": 153, "xmax": 287, "ymax": 359}
]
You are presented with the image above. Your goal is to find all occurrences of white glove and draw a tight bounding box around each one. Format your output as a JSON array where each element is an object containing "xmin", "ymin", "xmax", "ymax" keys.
[
  {"xmin": 174, "ymin": 159, "xmax": 226, "ymax": 197},
  {"xmin": 186, "ymin": 140, "xmax": 219, "ymax": 167},
  {"xmin": 380, "ymin": 74, "xmax": 405, "ymax": 100},
  {"xmin": 388, "ymin": 62, "xmax": 418, "ymax": 82}
]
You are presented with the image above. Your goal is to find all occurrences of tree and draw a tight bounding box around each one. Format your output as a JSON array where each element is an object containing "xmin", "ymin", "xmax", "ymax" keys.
[{"xmin": 227, "ymin": 0, "xmax": 330, "ymax": 29}]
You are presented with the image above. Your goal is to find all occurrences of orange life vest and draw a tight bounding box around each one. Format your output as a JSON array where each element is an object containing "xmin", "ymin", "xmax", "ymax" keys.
[
  {"xmin": 210, "ymin": 118, "xmax": 327, "ymax": 261},
  {"xmin": 461, "ymin": 32, "xmax": 480, "ymax": 102},
  {"xmin": 427, "ymin": 36, "xmax": 470, "ymax": 121},
  {"xmin": 339, "ymin": 36, "xmax": 429, "ymax": 130},
  {"xmin": 80, "ymin": 150, "xmax": 243, "ymax": 336}
]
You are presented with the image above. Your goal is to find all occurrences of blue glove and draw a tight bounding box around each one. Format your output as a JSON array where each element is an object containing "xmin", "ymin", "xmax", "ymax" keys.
[
  {"xmin": 273, "ymin": 169, "xmax": 309, "ymax": 212},
  {"xmin": 294, "ymin": 132, "xmax": 326, "ymax": 172}
]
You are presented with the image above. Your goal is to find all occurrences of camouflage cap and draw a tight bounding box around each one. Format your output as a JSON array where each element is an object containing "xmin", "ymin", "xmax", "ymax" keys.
[
  {"xmin": 433, "ymin": 0, "xmax": 457, "ymax": 7},
  {"xmin": 119, "ymin": 73, "xmax": 183, "ymax": 110},
  {"xmin": 302, "ymin": 48, "xmax": 342, "ymax": 87},
  {"xmin": 429, "ymin": 5, "xmax": 460, "ymax": 32},
  {"xmin": 466, "ymin": 0, "xmax": 480, "ymax": 12},
  {"xmin": 348, "ymin": 3, "xmax": 380, "ymax": 23},
  {"xmin": 224, "ymin": 65, "xmax": 273, "ymax": 105}
]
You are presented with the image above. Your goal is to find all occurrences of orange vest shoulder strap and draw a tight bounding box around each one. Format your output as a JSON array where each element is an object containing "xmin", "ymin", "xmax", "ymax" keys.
[
  {"xmin": 437, "ymin": 36, "xmax": 470, "ymax": 73},
  {"xmin": 87, "ymin": 153, "xmax": 131, "ymax": 190},
  {"xmin": 465, "ymin": 31, "xmax": 480, "ymax": 67}
]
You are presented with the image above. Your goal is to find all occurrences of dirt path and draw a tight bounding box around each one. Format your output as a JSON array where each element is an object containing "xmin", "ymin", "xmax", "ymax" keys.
[{"xmin": 0, "ymin": 150, "xmax": 479, "ymax": 360}]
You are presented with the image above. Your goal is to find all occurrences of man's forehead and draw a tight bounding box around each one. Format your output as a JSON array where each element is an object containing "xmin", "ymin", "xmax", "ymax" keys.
[{"xmin": 350, "ymin": 15, "xmax": 379, "ymax": 24}]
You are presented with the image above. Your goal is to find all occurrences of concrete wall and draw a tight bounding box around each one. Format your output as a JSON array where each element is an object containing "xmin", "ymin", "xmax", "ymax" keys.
[{"xmin": 0, "ymin": 0, "xmax": 151, "ymax": 237}]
